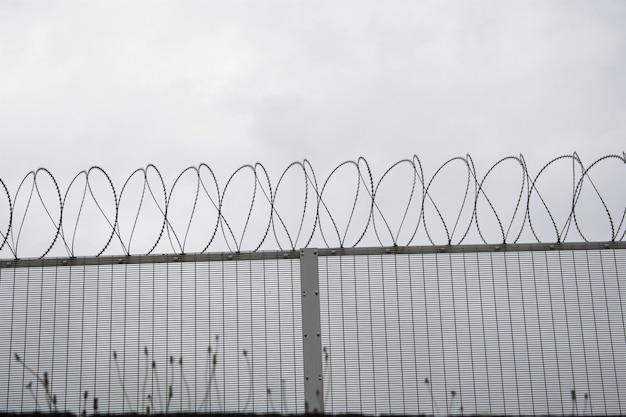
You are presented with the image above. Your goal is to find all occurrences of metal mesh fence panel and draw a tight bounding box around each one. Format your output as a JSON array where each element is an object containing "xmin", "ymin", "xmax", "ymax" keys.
[
  {"xmin": 0, "ymin": 254, "xmax": 303, "ymax": 415},
  {"xmin": 318, "ymin": 247, "xmax": 626, "ymax": 416},
  {"xmin": 1, "ymin": 244, "xmax": 626, "ymax": 416}
]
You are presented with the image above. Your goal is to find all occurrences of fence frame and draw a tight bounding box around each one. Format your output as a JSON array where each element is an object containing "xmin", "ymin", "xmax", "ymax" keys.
[{"xmin": 2, "ymin": 239, "xmax": 625, "ymax": 413}]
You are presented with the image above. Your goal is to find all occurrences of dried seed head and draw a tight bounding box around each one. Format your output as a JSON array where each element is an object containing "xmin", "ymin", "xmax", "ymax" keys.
[
  {"xmin": 144, "ymin": 346, "xmax": 149, "ymax": 356},
  {"xmin": 93, "ymin": 398, "xmax": 98, "ymax": 410},
  {"xmin": 168, "ymin": 384, "xmax": 173, "ymax": 399},
  {"xmin": 212, "ymin": 354, "xmax": 217, "ymax": 365},
  {"xmin": 323, "ymin": 347, "xmax": 327, "ymax": 353},
  {"xmin": 43, "ymin": 372, "xmax": 49, "ymax": 387},
  {"xmin": 179, "ymin": 356, "xmax": 183, "ymax": 366},
  {"xmin": 25, "ymin": 382, "xmax": 32, "ymax": 389},
  {"xmin": 113, "ymin": 351, "xmax": 117, "ymax": 360},
  {"xmin": 53, "ymin": 395, "xmax": 57, "ymax": 405},
  {"xmin": 451, "ymin": 390, "xmax": 457, "ymax": 398},
  {"xmin": 169, "ymin": 355, "xmax": 174, "ymax": 365},
  {"xmin": 215, "ymin": 335, "xmax": 219, "ymax": 342},
  {"xmin": 146, "ymin": 406, "xmax": 150, "ymax": 415},
  {"xmin": 424, "ymin": 378, "xmax": 429, "ymax": 385},
  {"xmin": 208, "ymin": 345, "xmax": 212, "ymax": 353},
  {"xmin": 81, "ymin": 410, "xmax": 86, "ymax": 417},
  {"xmin": 84, "ymin": 391, "xmax": 89, "ymax": 399},
  {"xmin": 14, "ymin": 353, "xmax": 21, "ymax": 362},
  {"xmin": 571, "ymin": 390, "xmax": 577, "ymax": 401},
  {"xmin": 584, "ymin": 393, "xmax": 589, "ymax": 400},
  {"xmin": 243, "ymin": 349, "xmax": 248, "ymax": 356},
  {"xmin": 267, "ymin": 388, "xmax": 272, "ymax": 395},
  {"xmin": 152, "ymin": 360, "xmax": 156, "ymax": 369}
]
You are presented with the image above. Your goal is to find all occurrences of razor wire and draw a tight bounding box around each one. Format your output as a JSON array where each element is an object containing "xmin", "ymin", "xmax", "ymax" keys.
[{"xmin": 0, "ymin": 153, "xmax": 624, "ymax": 259}]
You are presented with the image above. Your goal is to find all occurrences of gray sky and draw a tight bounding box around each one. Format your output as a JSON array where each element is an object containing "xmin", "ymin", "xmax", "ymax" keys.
[{"xmin": 1, "ymin": 1, "xmax": 625, "ymax": 256}]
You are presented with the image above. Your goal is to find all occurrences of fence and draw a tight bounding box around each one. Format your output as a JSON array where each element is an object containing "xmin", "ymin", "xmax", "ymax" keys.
[
  {"xmin": 1, "ymin": 154, "xmax": 625, "ymax": 415},
  {"xmin": 1, "ymin": 241, "xmax": 626, "ymax": 416}
]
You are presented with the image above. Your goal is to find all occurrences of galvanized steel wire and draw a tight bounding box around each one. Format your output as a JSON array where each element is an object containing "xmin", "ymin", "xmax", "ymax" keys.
[{"xmin": 0, "ymin": 152, "xmax": 624, "ymax": 258}]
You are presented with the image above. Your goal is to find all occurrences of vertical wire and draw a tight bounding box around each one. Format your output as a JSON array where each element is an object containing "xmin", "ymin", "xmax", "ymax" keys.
[
  {"xmin": 78, "ymin": 263, "xmax": 87, "ymax": 413},
  {"xmin": 164, "ymin": 261, "xmax": 169, "ymax": 414},
  {"xmin": 150, "ymin": 261, "xmax": 156, "ymax": 414},
  {"xmin": 262, "ymin": 257, "xmax": 268, "ymax": 413},
  {"xmin": 587, "ymin": 248, "xmax": 604, "ymax": 415},
  {"xmin": 289, "ymin": 257, "xmax": 297, "ymax": 413},
  {"xmin": 193, "ymin": 256, "xmax": 199, "ymax": 412},
  {"xmin": 609, "ymin": 248, "xmax": 626, "ymax": 414},
  {"xmin": 337, "ymin": 255, "xmax": 348, "ymax": 412},
  {"xmin": 461, "ymin": 252, "xmax": 478, "ymax": 414},
  {"xmin": 529, "ymin": 251, "xmax": 550, "ymax": 414},
  {"xmin": 93, "ymin": 263, "xmax": 101, "ymax": 413},
  {"xmin": 502, "ymin": 252, "xmax": 521, "ymax": 415},
  {"xmin": 475, "ymin": 252, "xmax": 492, "ymax": 415},
  {"xmin": 557, "ymin": 250, "xmax": 577, "ymax": 414},
  {"xmin": 177, "ymin": 262, "xmax": 185, "ymax": 413},
  {"xmin": 420, "ymin": 252, "xmax": 434, "ymax": 416},
  {"xmin": 448, "ymin": 253, "xmax": 461, "ymax": 416},
  {"xmin": 406, "ymin": 254, "xmax": 420, "ymax": 414},
  {"xmin": 318, "ymin": 257, "xmax": 335, "ymax": 413},
  {"xmin": 571, "ymin": 250, "xmax": 592, "ymax": 413},
  {"xmin": 488, "ymin": 252, "xmax": 506, "ymax": 415},
  {"xmin": 352, "ymin": 255, "xmax": 363, "ymax": 413},
  {"xmin": 276, "ymin": 257, "xmax": 284, "ymax": 414},
  {"xmin": 22, "ymin": 263, "xmax": 31, "ymax": 412},
  {"xmin": 249, "ymin": 257, "xmax": 255, "ymax": 412},
  {"xmin": 543, "ymin": 251, "xmax": 564, "ymax": 413},
  {"xmin": 66, "ymin": 263, "xmax": 75, "ymax": 413},
  {"xmin": 235, "ymin": 259, "xmax": 240, "ymax": 411},
  {"xmin": 393, "ymin": 253, "xmax": 406, "ymax": 415},
  {"xmin": 135, "ymin": 260, "xmax": 142, "ymax": 412},
  {"xmin": 599, "ymin": 250, "xmax": 621, "ymax": 414},
  {"xmin": 434, "ymin": 252, "xmax": 449, "ymax": 414},
  {"xmin": 35, "ymin": 265, "xmax": 45, "ymax": 412},
  {"xmin": 5, "ymin": 267, "xmax": 17, "ymax": 412},
  {"xmin": 122, "ymin": 262, "xmax": 129, "ymax": 413},
  {"xmin": 515, "ymin": 251, "xmax": 536, "ymax": 414},
  {"xmin": 192, "ymin": 255, "xmax": 197, "ymax": 412},
  {"xmin": 365, "ymin": 254, "xmax": 376, "ymax": 414},
  {"xmin": 106, "ymin": 264, "xmax": 113, "ymax": 413},
  {"xmin": 222, "ymin": 262, "xmax": 226, "ymax": 412},
  {"xmin": 51, "ymin": 264, "xmax": 60, "ymax": 413},
  {"xmin": 205, "ymin": 259, "xmax": 210, "ymax": 413},
  {"xmin": 206, "ymin": 260, "xmax": 212, "ymax": 413}
]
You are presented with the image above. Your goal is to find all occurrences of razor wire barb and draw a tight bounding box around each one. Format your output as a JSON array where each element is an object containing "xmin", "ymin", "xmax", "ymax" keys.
[{"xmin": 0, "ymin": 152, "xmax": 624, "ymax": 259}]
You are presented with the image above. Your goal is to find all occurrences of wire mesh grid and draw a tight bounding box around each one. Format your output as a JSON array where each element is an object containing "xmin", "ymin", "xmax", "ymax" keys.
[
  {"xmin": 1, "ymin": 246, "xmax": 625, "ymax": 416},
  {"xmin": 0, "ymin": 255, "xmax": 303, "ymax": 415},
  {"xmin": 318, "ymin": 248, "xmax": 626, "ymax": 416}
]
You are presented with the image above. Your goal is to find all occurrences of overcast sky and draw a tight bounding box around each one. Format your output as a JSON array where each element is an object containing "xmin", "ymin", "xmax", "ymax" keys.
[{"xmin": 1, "ymin": 1, "xmax": 625, "ymax": 256}]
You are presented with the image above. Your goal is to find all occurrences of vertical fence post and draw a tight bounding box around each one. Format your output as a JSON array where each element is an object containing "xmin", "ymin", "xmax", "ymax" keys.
[{"xmin": 300, "ymin": 248, "xmax": 324, "ymax": 413}]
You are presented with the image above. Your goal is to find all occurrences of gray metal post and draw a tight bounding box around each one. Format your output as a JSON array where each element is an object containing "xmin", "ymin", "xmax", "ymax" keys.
[{"xmin": 300, "ymin": 248, "xmax": 324, "ymax": 413}]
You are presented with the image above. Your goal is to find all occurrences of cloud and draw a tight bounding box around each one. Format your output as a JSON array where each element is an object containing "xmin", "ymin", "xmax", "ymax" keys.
[{"xmin": 0, "ymin": 1, "xmax": 624, "ymax": 255}]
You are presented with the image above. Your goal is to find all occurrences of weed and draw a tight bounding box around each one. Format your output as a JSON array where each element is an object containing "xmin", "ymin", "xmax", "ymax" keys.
[
  {"xmin": 242, "ymin": 349, "xmax": 252, "ymax": 412},
  {"xmin": 13, "ymin": 339, "xmax": 262, "ymax": 416},
  {"xmin": 178, "ymin": 356, "xmax": 192, "ymax": 411},
  {"xmin": 570, "ymin": 389, "xmax": 591, "ymax": 416},
  {"xmin": 13, "ymin": 353, "xmax": 58, "ymax": 413},
  {"xmin": 112, "ymin": 351, "xmax": 134, "ymax": 413}
]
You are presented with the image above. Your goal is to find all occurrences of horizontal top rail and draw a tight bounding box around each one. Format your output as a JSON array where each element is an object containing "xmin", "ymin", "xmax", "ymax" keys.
[{"xmin": 2, "ymin": 240, "xmax": 625, "ymax": 269}]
